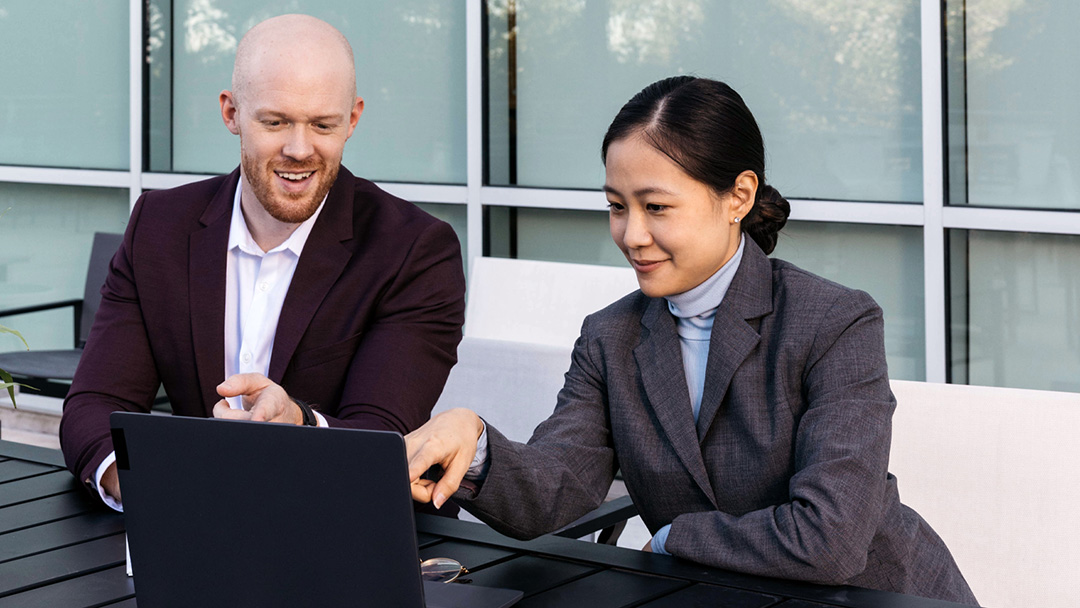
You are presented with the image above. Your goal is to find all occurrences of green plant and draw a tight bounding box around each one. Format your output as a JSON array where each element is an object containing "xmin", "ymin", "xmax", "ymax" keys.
[
  {"xmin": 0, "ymin": 324, "xmax": 29, "ymax": 408},
  {"xmin": 0, "ymin": 208, "xmax": 34, "ymax": 409}
]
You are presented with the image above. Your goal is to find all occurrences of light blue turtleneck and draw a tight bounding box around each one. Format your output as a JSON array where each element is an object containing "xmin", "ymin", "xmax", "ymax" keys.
[{"xmin": 650, "ymin": 235, "xmax": 745, "ymax": 554}]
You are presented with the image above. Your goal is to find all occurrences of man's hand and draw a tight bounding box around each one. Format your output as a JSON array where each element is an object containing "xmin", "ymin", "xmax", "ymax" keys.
[
  {"xmin": 404, "ymin": 408, "xmax": 484, "ymax": 510},
  {"xmin": 212, "ymin": 373, "xmax": 304, "ymax": 425},
  {"xmin": 100, "ymin": 461, "xmax": 122, "ymax": 503},
  {"xmin": 642, "ymin": 538, "xmax": 654, "ymax": 552}
]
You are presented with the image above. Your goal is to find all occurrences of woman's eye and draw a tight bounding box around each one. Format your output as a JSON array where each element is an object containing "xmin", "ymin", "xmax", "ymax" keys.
[
  {"xmin": 646, "ymin": 203, "xmax": 666, "ymax": 212},
  {"xmin": 607, "ymin": 201, "xmax": 625, "ymax": 212}
]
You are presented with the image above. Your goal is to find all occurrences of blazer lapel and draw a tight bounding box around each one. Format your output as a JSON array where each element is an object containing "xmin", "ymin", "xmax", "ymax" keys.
[
  {"xmin": 695, "ymin": 239, "xmax": 774, "ymax": 440},
  {"xmin": 634, "ymin": 297, "xmax": 716, "ymax": 505},
  {"xmin": 267, "ymin": 168, "xmax": 355, "ymax": 381},
  {"xmin": 189, "ymin": 170, "xmax": 238, "ymax": 415}
]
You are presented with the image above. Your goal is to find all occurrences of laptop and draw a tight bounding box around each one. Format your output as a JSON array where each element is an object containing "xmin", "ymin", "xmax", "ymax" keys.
[{"xmin": 111, "ymin": 412, "xmax": 523, "ymax": 608}]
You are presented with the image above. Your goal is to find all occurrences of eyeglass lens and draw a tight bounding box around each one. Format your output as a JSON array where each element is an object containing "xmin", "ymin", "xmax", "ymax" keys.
[{"xmin": 420, "ymin": 557, "xmax": 467, "ymax": 583}]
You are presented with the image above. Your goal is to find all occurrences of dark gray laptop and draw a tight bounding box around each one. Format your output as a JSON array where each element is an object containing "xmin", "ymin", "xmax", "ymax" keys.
[{"xmin": 111, "ymin": 412, "xmax": 522, "ymax": 608}]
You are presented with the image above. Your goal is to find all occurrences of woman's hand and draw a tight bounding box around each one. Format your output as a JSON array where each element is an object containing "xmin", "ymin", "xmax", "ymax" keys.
[{"xmin": 405, "ymin": 408, "xmax": 485, "ymax": 509}]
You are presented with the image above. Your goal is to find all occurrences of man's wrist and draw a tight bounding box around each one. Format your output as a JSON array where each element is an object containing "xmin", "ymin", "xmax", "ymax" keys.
[{"xmin": 292, "ymin": 398, "xmax": 318, "ymax": 426}]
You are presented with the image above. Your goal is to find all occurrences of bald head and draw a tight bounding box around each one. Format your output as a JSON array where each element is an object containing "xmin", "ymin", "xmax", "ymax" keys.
[{"xmin": 231, "ymin": 14, "xmax": 356, "ymax": 110}]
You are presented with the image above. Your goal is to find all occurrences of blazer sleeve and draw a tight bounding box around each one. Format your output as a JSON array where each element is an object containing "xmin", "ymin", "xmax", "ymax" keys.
[
  {"xmin": 60, "ymin": 194, "xmax": 162, "ymax": 488},
  {"xmin": 454, "ymin": 314, "xmax": 619, "ymax": 539},
  {"xmin": 664, "ymin": 289, "xmax": 896, "ymax": 585},
  {"xmin": 320, "ymin": 219, "xmax": 465, "ymax": 434}
]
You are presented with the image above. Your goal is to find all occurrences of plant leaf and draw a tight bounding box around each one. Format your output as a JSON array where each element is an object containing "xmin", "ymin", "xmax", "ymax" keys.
[
  {"xmin": 0, "ymin": 324, "xmax": 30, "ymax": 350},
  {"xmin": 0, "ymin": 369, "xmax": 17, "ymax": 408}
]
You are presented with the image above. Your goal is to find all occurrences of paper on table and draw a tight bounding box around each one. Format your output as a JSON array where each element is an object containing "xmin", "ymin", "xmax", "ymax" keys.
[{"xmin": 126, "ymin": 534, "xmax": 132, "ymax": 576}]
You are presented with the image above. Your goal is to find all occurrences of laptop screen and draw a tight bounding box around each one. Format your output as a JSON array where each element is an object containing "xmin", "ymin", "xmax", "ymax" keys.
[{"xmin": 112, "ymin": 413, "xmax": 428, "ymax": 607}]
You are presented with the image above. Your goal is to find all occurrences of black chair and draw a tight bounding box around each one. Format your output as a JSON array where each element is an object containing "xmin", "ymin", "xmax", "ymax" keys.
[{"xmin": 0, "ymin": 232, "xmax": 122, "ymax": 398}]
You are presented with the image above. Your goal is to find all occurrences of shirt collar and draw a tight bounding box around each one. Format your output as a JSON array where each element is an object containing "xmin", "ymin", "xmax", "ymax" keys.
[
  {"xmin": 227, "ymin": 181, "xmax": 327, "ymax": 257},
  {"xmin": 666, "ymin": 236, "xmax": 746, "ymax": 319}
]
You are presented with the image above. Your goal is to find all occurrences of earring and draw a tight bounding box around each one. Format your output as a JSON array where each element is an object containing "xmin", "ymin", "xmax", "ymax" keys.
[{"xmin": 734, "ymin": 217, "xmax": 741, "ymax": 224}]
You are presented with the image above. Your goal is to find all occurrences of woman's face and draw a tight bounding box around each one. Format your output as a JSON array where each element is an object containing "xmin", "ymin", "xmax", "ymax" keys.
[{"xmin": 604, "ymin": 135, "xmax": 749, "ymax": 298}]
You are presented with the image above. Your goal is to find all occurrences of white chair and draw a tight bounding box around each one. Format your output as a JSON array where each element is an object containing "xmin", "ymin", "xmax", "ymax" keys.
[
  {"xmin": 436, "ymin": 256, "xmax": 641, "ymax": 542},
  {"xmin": 437, "ymin": 256, "xmax": 638, "ymax": 440},
  {"xmin": 889, "ymin": 379, "xmax": 1080, "ymax": 608}
]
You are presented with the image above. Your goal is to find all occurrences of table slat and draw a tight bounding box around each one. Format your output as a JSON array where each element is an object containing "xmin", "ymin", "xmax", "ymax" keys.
[
  {"xmin": 0, "ymin": 459, "xmax": 58, "ymax": 484},
  {"xmin": 462, "ymin": 555, "xmax": 600, "ymax": 597},
  {"xmin": 418, "ymin": 539, "xmax": 516, "ymax": 571},
  {"xmin": 0, "ymin": 491, "xmax": 97, "ymax": 534},
  {"xmin": 0, "ymin": 565, "xmax": 134, "ymax": 608},
  {"xmin": 517, "ymin": 568, "xmax": 689, "ymax": 608},
  {"xmin": 639, "ymin": 583, "xmax": 785, "ymax": 608},
  {"xmin": 0, "ymin": 533, "xmax": 126, "ymax": 597},
  {"xmin": 0, "ymin": 511, "xmax": 126, "ymax": 564},
  {"xmin": 0, "ymin": 441, "xmax": 67, "ymax": 467},
  {"xmin": 0, "ymin": 471, "xmax": 82, "ymax": 509}
]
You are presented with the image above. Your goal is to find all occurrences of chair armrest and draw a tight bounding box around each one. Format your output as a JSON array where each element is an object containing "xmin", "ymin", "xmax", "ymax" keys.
[
  {"xmin": 552, "ymin": 495, "xmax": 638, "ymax": 541},
  {"xmin": 0, "ymin": 299, "xmax": 83, "ymax": 318}
]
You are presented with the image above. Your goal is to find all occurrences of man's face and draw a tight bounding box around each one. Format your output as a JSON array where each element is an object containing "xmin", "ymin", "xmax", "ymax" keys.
[{"xmin": 222, "ymin": 68, "xmax": 361, "ymax": 224}]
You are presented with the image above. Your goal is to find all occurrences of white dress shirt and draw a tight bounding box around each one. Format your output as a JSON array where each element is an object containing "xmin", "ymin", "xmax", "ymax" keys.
[{"xmin": 93, "ymin": 183, "xmax": 327, "ymax": 511}]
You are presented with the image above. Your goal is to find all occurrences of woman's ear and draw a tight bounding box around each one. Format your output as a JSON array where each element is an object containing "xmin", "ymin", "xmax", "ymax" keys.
[{"xmin": 729, "ymin": 170, "xmax": 759, "ymax": 221}]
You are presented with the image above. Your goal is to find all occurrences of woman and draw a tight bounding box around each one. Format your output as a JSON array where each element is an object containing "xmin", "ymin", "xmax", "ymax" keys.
[{"xmin": 407, "ymin": 76, "xmax": 977, "ymax": 605}]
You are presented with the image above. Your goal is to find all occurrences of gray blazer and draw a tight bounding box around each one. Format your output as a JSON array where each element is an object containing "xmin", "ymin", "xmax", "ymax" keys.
[{"xmin": 459, "ymin": 239, "xmax": 977, "ymax": 605}]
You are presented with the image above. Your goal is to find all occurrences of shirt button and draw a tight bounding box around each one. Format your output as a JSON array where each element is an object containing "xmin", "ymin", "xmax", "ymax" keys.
[
  {"xmin": 259, "ymin": 281, "xmax": 270, "ymax": 292},
  {"xmin": 241, "ymin": 353, "xmax": 252, "ymax": 364}
]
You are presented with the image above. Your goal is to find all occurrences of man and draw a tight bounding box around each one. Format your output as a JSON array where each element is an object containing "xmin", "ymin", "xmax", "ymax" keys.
[{"xmin": 59, "ymin": 14, "xmax": 465, "ymax": 511}]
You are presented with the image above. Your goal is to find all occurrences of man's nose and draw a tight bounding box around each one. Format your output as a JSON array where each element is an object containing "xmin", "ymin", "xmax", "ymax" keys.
[{"xmin": 282, "ymin": 126, "xmax": 314, "ymax": 160}]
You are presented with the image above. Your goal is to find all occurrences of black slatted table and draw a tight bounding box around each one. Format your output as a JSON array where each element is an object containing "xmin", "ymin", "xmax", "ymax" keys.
[{"xmin": 0, "ymin": 441, "xmax": 971, "ymax": 607}]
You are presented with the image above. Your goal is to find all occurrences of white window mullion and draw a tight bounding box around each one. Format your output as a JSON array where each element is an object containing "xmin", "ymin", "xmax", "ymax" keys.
[
  {"xmin": 129, "ymin": 0, "xmax": 143, "ymax": 211},
  {"xmin": 921, "ymin": 0, "xmax": 947, "ymax": 383},
  {"xmin": 465, "ymin": 0, "xmax": 484, "ymax": 274}
]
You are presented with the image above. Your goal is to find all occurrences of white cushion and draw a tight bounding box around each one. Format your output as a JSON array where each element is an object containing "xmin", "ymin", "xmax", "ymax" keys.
[{"xmin": 890, "ymin": 379, "xmax": 1080, "ymax": 608}]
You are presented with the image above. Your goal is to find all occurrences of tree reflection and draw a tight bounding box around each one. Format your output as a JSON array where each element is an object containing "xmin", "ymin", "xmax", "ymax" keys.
[{"xmin": 183, "ymin": 0, "xmax": 237, "ymax": 60}]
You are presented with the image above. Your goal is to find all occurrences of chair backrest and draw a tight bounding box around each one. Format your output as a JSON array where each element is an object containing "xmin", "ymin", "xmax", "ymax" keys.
[
  {"xmin": 434, "ymin": 337, "xmax": 572, "ymax": 442},
  {"xmin": 80, "ymin": 232, "xmax": 123, "ymax": 346},
  {"xmin": 463, "ymin": 256, "xmax": 639, "ymax": 349},
  {"xmin": 889, "ymin": 379, "xmax": 1080, "ymax": 608}
]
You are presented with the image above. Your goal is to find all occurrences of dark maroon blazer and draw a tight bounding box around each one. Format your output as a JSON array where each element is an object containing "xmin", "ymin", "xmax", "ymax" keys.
[{"xmin": 60, "ymin": 166, "xmax": 466, "ymax": 491}]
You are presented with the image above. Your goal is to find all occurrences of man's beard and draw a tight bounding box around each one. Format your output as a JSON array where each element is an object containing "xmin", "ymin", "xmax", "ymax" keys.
[{"xmin": 241, "ymin": 148, "xmax": 340, "ymax": 224}]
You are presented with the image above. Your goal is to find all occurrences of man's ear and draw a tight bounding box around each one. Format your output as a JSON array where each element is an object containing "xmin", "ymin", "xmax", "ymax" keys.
[
  {"xmin": 729, "ymin": 170, "xmax": 759, "ymax": 221},
  {"xmin": 220, "ymin": 90, "xmax": 241, "ymax": 135},
  {"xmin": 345, "ymin": 97, "xmax": 364, "ymax": 139}
]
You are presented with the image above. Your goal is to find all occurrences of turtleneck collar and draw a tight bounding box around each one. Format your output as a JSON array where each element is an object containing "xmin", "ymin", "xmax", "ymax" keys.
[{"xmin": 666, "ymin": 235, "xmax": 746, "ymax": 321}]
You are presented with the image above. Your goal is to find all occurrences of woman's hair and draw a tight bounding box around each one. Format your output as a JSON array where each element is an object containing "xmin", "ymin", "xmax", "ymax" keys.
[{"xmin": 601, "ymin": 76, "xmax": 790, "ymax": 254}]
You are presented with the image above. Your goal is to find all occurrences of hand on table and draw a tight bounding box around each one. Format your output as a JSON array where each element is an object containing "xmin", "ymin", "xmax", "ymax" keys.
[
  {"xmin": 404, "ymin": 408, "xmax": 484, "ymax": 510},
  {"xmin": 212, "ymin": 373, "xmax": 303, "ymax": 425}
]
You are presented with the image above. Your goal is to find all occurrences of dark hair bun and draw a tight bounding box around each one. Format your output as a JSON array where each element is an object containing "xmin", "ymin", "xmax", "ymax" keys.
[{"xmin": 743, "ymin": 184, "xmax": 790, "ymax": 254}]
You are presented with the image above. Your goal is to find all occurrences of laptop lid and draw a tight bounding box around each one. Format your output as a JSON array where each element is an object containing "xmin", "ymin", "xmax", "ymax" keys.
[{"xmin": 111, "ymin": 412, "xmax": 520, "ymax": 608}]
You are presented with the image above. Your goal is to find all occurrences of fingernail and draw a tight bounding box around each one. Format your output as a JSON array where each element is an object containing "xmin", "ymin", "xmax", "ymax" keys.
[{"xmin": 434, "ymin": 493, "xmax": 446, "ymax": 510}]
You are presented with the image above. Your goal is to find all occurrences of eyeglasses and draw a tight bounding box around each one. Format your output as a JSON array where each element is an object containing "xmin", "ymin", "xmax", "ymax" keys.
[{"xmin": 420, "ymin": 557, "xmax": 469, "ymax": 583}]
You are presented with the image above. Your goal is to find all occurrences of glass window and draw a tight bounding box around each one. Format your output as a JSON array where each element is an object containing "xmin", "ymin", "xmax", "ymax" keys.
[
  {"xmin": 150, "ymin": 1, "xmax": 466, "ymax": 184},
  {"xmin": 0, "ymin": 185, "xmax": 129, "ymax": 353},
  {"xmin": 946, "ymin": 1, "xmax": 1080, "ymax": 209},
  {"xmin": 949, "ymin": 230, "xmax": 1080, "ymax": 392},
  {"xmin": 487, "ymin": 0, "xmax": 923, "ymax": 203},
  {"xmin": 487, "ymin": 207, "xmax": 627, "ymax": 267},
  {"xmin": 772, "ymin": 221, "xmax": 925, "ymax": 381},
  {"xmin": 0, "ymin": 2, "xmax": 128, "ymax": 170}
]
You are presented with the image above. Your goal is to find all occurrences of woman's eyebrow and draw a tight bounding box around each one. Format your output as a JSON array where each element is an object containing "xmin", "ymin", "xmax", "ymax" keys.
[{"xmin": 603, "ymin": 184, "xmax": 678, "ymax": 197}]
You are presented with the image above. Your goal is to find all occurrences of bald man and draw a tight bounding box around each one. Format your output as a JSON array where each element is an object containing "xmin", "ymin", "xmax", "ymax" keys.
[{"xmin": 59, "ymin": 15, "xmax": 465, "ymax": 512}]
